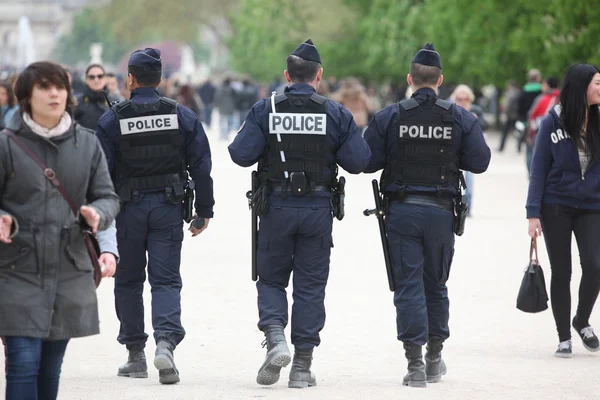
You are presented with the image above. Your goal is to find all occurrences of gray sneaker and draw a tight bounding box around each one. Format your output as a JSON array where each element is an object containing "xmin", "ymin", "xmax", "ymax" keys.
[{"xmin": 555, "ymin": 340, "xmax": 572, "ymax": 358}]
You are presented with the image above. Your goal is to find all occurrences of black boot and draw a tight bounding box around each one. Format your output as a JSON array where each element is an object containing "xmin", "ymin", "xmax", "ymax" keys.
[
  {"xmin": 288, "ymin": 348, "xmax": 316, "ymax": 388},
  {"xmin": 117, "ymin": 349, "xmax": 148, "ymax": 378},
  {"xmin": 402, "ymin": 343, "xmax": 427, "ymax": 388},
  {"xmin": 256, "ymin": 325, "xmax": 292, "ymax": 385},
  {"xmin": 425, "ymin": 338, "xmax": 447, "ymax": 383},
  {"xmin": 154, "ymin": 341, "xmax": 180, "ymax": 384}
]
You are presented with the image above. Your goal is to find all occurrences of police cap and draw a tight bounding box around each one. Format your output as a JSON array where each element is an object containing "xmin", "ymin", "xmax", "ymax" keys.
[
  {"xmin": 411, "ymin": 42, "xmax": 442, "ymax": 69},
  {"xmin": 128, "ymin": 48, "xmax": 162, "ymax": 72},
  {"xmin": 290, "ymin": 39, "xmax": 322, "ymax": 64}
]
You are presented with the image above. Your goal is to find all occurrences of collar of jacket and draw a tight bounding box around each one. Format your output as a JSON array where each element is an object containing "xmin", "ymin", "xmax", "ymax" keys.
[
  {"xmin": 412, "ymin": 87, "xmax": 437, "ymax": 99},
  {"xmin": 5, "ymin": 111, "xmax": 76, "ymax": 146},
  {"xmin": 285, "ymin": 83, "xmax": 316, "ymax": 94},
  {"xmin": 130, "ymin": 87, "xmax": 160, "ymax": 100},
  {"xmin": 82, "ymin": 85, "xmax": 107, "ymax": 104}
]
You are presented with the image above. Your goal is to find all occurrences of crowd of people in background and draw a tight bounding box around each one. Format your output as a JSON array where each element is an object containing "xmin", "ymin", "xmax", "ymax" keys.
[{"xmin": 1, "ymin": 63, "xmax": 561, "ymax": 170}]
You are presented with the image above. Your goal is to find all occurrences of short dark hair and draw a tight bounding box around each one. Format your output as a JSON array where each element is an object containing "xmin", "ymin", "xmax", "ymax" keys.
[
  {"xmin": 286, "ymin": 55, "xmax": 320, "ymax": 83},
  {"xmin": 410, "ymin": 63, "xmax": 442, "ymax": 87},
  {"xmin": 85, "ymin": 64, "xmax": 105, "ymax": 76},
  {"xmin": 14, "ymin": 61, "xmax": 75, "ymax": 115},
  {"xmin": 0, "ymin": 81, "xmax": 16, "ymax": 108},
  {"xmin": 545, "ymin": 76, "xmax": 559, "ymax": 89},
  {"xmin": 128, "ymin": 65, "xmax": 161, "ymax": 87}
]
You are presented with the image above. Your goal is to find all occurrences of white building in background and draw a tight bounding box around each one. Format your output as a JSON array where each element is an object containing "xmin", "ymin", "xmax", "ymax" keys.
[{"xmin": 0, "ymin": 0, "xmax": 107, "ymax": 67}]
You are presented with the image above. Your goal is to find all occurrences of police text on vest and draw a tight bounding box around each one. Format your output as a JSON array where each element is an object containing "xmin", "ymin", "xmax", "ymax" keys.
[
  {"xmin": 269, "ymin": 113, "xmax": 327, "ymax": 135},
  {"xmin": 120, "ymin": 115, "xmax": 179, "ymax": 135},
  {"xmin": 399, "ymin": 125, "xmax": 452, "ymax": 139}
]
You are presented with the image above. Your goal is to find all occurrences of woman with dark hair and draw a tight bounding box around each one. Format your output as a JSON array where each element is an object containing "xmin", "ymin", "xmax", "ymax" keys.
[
  {"xmin": 73, "ymin": 63, "xmax": 109, "ymax": 130},
  {"xmin": 0, "ymin": 61, "xmax": 120, "ymax": 399},
  {"xmin": 0, "ymin": 81, "xmax": 19, "ymax": 128},
  {"xmin": 177, "ymin": 84, "xmax": 203, "ymax": 116},
  {"xmin": 526, "ymin": 64, "xmax": 600, "ymax": 358}
]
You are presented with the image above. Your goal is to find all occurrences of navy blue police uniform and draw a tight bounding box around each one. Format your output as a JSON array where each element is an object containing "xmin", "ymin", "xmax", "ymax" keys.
[
  {"xmin": 95, "ymin": 48, "xmax": 214, "ymax": 383},
  {"xmin": 228, "ymin": 39, "xmax": 371, "ymax": 387},
  {"xmin": 363, "ymin": 43, "xmax": 491, "ymax": 386}
]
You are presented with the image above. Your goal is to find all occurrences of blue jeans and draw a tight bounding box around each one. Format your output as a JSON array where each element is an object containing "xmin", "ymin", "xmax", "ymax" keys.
[
  {"xmin": 4, "ymin": 337, "xmax": 69, "ymax": 400},
  {"xmin": 526, "ymin": 142, "xmax": 534, "ymax": 178}
]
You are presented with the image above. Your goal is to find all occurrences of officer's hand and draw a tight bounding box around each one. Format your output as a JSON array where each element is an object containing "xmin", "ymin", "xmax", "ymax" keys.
[
  {"xmin": 190, "ymin": 217, "xmax": 210, "ymax": 237},
  {"xmin": 0, "ymin": 215, "xmax": 13, "ymax": 244},
  {"xmin": 80, "ymin": 206, "xmax": 100, "ymax": 234},
  {"xmin": 99, "ymin": 252, "xmax": 117, "ymax": 278},
  {"xmin": 528, "ymin": 218, "xmax": 542, "ymax": 239}
]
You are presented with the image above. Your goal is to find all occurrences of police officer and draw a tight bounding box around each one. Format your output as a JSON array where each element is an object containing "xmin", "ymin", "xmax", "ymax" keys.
[
  {"xmin": 363, "ymin": 43, "xmax": 491, "ymax": 388},
  {"xmin": 95, "ymin": 48, "xmax": 215, "ymax": 385},
  {"xmin": 228, "ymin": 39, "xmax": 371, "ymax": 388}
]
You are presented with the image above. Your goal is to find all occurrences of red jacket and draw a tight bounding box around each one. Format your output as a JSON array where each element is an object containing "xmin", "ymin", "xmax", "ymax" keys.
[{"xmin": 528, "ymin": 89, "xmax": 560, "ymax": 138}]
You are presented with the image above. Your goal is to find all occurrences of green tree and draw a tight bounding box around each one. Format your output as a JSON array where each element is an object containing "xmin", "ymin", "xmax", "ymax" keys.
[
  {"xmin": 54, "ymin": 7, "xmax": 127, "ymax": 65},
  {"xmin": 228, "ymin": 0, "xmax": 363, "ymax": 82},
  {"xmin": 56, "ymin": 0, "xmax": 240, "ymax": 66}
]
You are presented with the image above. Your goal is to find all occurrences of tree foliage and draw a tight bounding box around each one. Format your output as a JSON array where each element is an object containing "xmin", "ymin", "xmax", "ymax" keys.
[
  {"xmin": 54, "ymin": 7, "xmax": 127, "ymax": 65},
  {"xmin": 55, "ymin": 0, "xmax": 239, "ymax": 65},
  {"xmin": 228, "ymin": 0, "xmax": 600, "ymax": 85}
]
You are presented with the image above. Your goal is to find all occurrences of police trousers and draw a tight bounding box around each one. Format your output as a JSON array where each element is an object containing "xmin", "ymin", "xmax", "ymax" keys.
[
  {"xmin": 256, "ymin": 205, "xmax": 333, "ymax": 350},
  {"xmin": 386, "ymin": 202, "xmax": 455, "ymax": 346},
  {"xmin": 114, "ymin": 192, "xmax": 186, "ymax": 350}
]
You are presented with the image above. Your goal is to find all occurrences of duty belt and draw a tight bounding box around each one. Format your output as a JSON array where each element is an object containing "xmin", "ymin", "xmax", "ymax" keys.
[
  {"xmin": 387, "ymin": 192, "xmax": 454, "ymax": 212},
  {"xmin": 271, "ymin": 185, "xmax": 331, "ymax": 193}
]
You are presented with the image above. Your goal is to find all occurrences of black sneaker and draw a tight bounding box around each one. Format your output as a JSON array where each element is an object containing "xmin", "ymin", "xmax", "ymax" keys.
[
  {"xmin": 573, "ymin": 318, "xmax": 600, "ymax": 352},
  {"xmin": 555, "ymin": 340, "xmax": 572, "ymax": 358}
]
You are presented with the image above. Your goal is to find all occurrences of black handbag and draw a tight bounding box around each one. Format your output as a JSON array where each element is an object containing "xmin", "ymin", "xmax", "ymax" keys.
[{"xmin": 516, "ymin": 238, "xmax": 549, "ymax": 313}]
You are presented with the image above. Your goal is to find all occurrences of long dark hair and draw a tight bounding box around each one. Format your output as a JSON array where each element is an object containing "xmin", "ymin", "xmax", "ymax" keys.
[{"xmin": 559, "ymin": 63, "xmax": 600, "ymax": 158}]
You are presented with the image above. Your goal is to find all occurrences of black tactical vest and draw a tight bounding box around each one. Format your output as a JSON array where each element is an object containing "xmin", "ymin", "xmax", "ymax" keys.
[
  {"xmin": 113, "ymin": 97, "xmax": 185, "ymax": 201},
  {"xmin": 260, "ymin": 92, "xmax": 333, "ymax": 189},
  {"xmin": 383, "ymin": 97, "xmax": 459, "ymax": 191}
]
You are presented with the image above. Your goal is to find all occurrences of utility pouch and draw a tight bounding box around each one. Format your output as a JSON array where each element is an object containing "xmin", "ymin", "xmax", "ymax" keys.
[{"xmin": 290, "ymin": 172, "xmax": 307, "ymax": 197}]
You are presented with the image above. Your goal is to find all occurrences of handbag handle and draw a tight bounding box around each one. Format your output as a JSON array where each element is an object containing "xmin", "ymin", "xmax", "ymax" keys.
[{"xmin": 529, "ymin": 237, "xmax": 539, "ymax": 264}]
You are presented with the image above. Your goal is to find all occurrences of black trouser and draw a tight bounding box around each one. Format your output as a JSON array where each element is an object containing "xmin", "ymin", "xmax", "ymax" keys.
[
  {"xmin": 540, "ymin": 204, "xmax": 600, "ymax": 342},
  {"xmin": 498, "ymin": 118, "xmax": 516, "ymax": 151}
]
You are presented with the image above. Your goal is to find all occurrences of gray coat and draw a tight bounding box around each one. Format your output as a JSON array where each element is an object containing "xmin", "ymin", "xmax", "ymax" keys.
[{"xmin": 0, "ymin": 115, "xmax": 120, "ymax": 340}]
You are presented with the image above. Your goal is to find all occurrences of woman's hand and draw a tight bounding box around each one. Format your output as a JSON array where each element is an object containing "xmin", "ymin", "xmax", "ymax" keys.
[
  {"xmin": 0, "ymin": 215, "xmax": 13, "ymax": 243},
  {"xmin": 98, "ymin": 252, "xmax": 117, "ymax": 278},
  {"xmin": 80, "ymin": 206, "xmax": 100, "ymax": 234},
  {"xmin": 528, "ymin": 218, "xmax": 543, "ymax": 239}
]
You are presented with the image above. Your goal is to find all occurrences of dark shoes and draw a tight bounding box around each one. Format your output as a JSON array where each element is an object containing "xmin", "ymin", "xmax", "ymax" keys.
[
  {"xmin": 256, "ymin": 325, "xmax": 292, "ymax": 385},
  {"xmin": 425, "ymin": 338, "xmax": 447, "ymax": 383},
  {"xmin": 154, "ymin": 341, "xmax": 180, "ymax": 384},
  {"xmin": 403, "ymin": 339, "xmax": 448, "ymax": 388},
  {"xmin": 555, "ymin": 340, "xmax": 573, "ymax": 358},
  {"xmin": 402, "ymin": 343, "xmax": 427, "ymax": 388},
  {"xmin": 288, "ymin": 348, "xmax": 317, "ymax": 389},
  {"xmin": 117, "ymin": 349, "xmax": 148, "ymax": 378},
  {"xmin": 573, "ymin": 318, "xmax": 600, "ymax": 352}
]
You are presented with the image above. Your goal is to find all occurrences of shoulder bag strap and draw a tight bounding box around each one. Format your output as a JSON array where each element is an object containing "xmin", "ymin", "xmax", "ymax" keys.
[{"xmin": 2, "ymin": 129, "xmax": 78, "ymax": 216}]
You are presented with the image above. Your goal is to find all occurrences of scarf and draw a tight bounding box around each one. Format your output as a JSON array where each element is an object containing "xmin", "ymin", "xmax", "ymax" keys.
[{"xmin": 23, "ymin": 112, "xmax": 72, "ymax": 138}]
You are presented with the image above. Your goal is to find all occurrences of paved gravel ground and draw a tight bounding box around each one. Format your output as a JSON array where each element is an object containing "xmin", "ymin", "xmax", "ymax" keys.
[{"xmin": 2, "ymin": 128, "xmax": 596, "ymax": 400}]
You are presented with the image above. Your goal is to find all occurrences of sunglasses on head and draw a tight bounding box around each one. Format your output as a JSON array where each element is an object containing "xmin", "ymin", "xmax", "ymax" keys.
[{"xmin": 87, "ymin": 74, "xmax": 105, "ymax": 80}]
